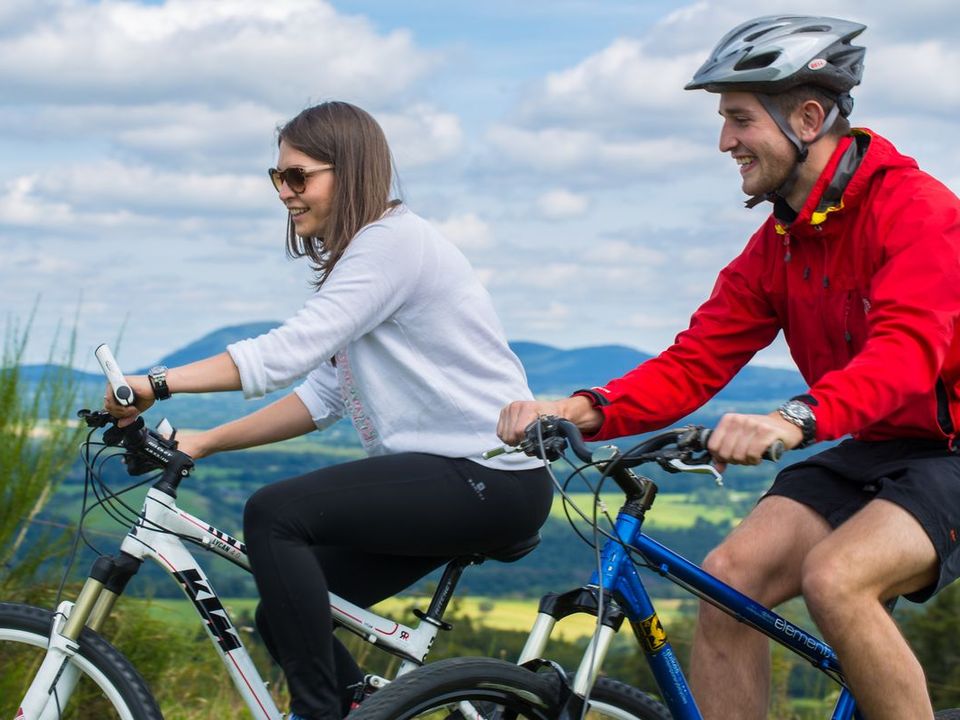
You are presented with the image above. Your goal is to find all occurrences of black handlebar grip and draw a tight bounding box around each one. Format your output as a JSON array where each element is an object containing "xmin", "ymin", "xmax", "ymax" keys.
[
  {"xmin": 700, "ymin": 428, "xmax": 785, "ymax": 462},
  {"xmin": 764, "ymin": 439, "xmax": 785, "ymax": 462}
]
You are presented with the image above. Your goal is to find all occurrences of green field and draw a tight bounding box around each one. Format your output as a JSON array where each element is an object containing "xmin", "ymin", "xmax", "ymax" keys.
[
  {"xmin": 138, "ymin": 593, "xmax": 695, "ymax": 641},
  {"xmin": 552, "ymin": 491, "xmax": 749, "ymax": 528}
]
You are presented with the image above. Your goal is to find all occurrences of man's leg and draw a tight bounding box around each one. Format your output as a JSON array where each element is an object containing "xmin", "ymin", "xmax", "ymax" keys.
[
  {"xmin": 802, "ymin": 499, "xmax": 939, "ymax": 720},
  {"xmin": 689, "ymin": 496, "xmax": 831, "ymax": 720}
]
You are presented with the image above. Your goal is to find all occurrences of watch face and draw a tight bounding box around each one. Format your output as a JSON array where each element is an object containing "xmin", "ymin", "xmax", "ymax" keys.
[
  {"xmin": 786, "ymin": 401, "xmax": 812, "ymax": 422},
  {"xmin": 781, "ymin": 401, "xmax": 815, "ymax": 445}
]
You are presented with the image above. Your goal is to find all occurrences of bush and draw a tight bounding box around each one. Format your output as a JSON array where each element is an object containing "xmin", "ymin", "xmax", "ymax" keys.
[{"xmin": 0, "ymin": 317, "xmax": 87, "ymax": 593}]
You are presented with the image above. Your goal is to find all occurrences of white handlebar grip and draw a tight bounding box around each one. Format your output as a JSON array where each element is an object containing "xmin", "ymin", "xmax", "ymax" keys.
[{"xmin": 95, "ymin": 344, "xmax": 135, "ymax": 407}]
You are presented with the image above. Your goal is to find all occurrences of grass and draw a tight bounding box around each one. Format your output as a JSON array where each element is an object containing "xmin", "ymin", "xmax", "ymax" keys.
[
  {"xmin": 137, "ymin": 593, "xmax": 694, "ymax": 641},
  {"xmin": 552, "ymin": 491, "xmax": 748, "ymax": 528}
]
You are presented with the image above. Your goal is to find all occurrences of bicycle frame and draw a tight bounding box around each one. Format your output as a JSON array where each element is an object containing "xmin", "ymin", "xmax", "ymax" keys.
[
  {"xmin": 518, "ymin": 490, "xmax": 861, "ymax": 720},
  {"xmin": 17, "ymin": 484, "xmax": 458, "ymax": 719}
]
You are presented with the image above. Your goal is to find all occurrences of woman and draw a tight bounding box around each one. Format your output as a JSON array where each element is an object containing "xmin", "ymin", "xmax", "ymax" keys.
[{"xmin": 106, "ymin": 101, "xmax": 551, "ymax": 720}]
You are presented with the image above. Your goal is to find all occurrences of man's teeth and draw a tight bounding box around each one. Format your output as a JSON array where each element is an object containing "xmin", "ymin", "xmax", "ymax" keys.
[{"xmin": 736, "ymin": 157, "xmax": 754, "ymax": 166}]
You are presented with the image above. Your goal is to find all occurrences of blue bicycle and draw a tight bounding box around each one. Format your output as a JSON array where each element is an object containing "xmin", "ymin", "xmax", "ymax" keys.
[{"xmin": 348, "ymin": 417, "xmax": 960, "ymax": 719}]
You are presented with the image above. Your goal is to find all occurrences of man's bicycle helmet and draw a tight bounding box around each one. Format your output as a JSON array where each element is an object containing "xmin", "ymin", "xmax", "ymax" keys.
[
  {"xmin": 685, "ymin": 15, "xmax": 865, "ymax": 98},
  {"xmin": 686, "ymin": 15, "xmax": 867, "ymax": 204}
]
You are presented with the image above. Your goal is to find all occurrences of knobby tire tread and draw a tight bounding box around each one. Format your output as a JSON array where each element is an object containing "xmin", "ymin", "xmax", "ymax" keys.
[
  {"xmin": 349, "ymin": 656, "xmax": 669, "ymax": 720},
  {"xmin": 585, "ymin": 676, "xmax": 671, "ymax": 719}
]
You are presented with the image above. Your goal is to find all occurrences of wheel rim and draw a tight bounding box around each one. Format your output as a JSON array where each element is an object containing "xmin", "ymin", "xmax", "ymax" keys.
[
  {"xmin": 585, "ymin": 698, "xmax": 649, "ymax": 719},
  {"xmin": 0, "ymin": 626, "xmax": 138, "ymax": 720}
]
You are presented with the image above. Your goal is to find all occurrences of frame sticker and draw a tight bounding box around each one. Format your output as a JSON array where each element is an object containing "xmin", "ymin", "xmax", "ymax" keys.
[{"xmin": 638, "ymin": 613, "xmax": 668, "ymax": 652}]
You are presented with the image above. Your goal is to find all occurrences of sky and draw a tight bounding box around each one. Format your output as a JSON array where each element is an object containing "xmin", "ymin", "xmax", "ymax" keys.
[{"xmin": 3, "ymin": 0, "xmax": 959, "ymax": 372}]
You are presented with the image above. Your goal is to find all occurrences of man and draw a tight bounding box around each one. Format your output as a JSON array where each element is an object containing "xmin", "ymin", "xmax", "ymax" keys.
[{"xmin": 498, "ymin": 15, "xmax": 960, "ymax": 719}]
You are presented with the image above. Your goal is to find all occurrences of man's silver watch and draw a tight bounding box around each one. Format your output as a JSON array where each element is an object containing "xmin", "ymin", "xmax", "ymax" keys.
[
  {"xmin": 778, "ymin": 399, "xmax": 816, "ymax": 448},
  {"xmin": 148, "ymin": 365, "xmax": 171, "ymax": 401}
]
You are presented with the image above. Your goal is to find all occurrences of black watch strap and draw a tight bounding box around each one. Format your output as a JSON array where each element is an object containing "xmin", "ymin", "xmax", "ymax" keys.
[
  {"xmin": 778, "ymin": 398, "xmax": 816, "ymax": 447},
  {"xmin": 148, "ymin": 365, "xmax": 171, "ymax": 401}
]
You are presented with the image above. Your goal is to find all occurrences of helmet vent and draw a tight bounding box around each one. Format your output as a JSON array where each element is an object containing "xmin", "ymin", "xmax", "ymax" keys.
[
  {"xmin": 744, "ymin": 27, "xmax": 780, "ymax": 42},
  {"xmin": 793, "ymin": 24, "xmax": 830, "ymax": 34},
  {"xmin": 734, "ymin": 51, "xmax": 780, "ymax": 71}
]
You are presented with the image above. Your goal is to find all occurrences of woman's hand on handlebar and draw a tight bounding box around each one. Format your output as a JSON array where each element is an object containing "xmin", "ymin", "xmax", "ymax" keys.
[
  {"xmin": 707, "ymin": 411, "xmax": 803, "ymax": 469},
  {"xmin": 103, "ymin": 375, "xmax": 155, "ymax": 427},
  {"xmin": 497, "ymin": 396, "xmax": 603, "ymax": 447},
  {"xmin": 169, "ymin": 431, "xmax": 209, "ymax": 461}
]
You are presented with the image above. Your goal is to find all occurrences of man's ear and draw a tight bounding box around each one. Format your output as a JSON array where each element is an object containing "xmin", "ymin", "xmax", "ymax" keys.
[{"xmin": 795, "ymin": 99, "xmax": 827, "ymax": 143}]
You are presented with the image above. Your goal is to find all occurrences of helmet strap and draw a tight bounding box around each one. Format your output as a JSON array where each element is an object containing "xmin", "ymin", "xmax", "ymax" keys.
[{"xmin": 746, "ymin": 93, "xmax": 842, "ymax": 207}]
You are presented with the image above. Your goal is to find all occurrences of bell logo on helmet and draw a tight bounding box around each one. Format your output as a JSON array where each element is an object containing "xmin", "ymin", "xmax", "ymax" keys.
[{"xmin": 808, "ymin": 58, "xmax": 828, "ymax": 71}]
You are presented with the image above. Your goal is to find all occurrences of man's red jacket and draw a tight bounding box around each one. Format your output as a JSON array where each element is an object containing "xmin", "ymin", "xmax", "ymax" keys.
[{"xmin": 590, "ymin": 130, "xmax": 960, "ymax": 445}]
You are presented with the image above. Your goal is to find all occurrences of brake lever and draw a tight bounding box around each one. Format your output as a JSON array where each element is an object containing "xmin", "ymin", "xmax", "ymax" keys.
[
  {"xmin": 664, "ymin": 457, "xmax": 724, "ymax": 486},
  {"xmin": 77, "ymin": 408, "xmax": 114, "ymax": 428},
  {"xmin": 482, "ymin": 445, "xmax": 523, "ymax": 460}
]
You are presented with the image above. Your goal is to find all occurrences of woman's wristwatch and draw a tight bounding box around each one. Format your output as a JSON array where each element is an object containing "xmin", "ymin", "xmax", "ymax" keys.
[{"xmin": 148, "ymin": 365, "xmax": 171, "ymax": 401}]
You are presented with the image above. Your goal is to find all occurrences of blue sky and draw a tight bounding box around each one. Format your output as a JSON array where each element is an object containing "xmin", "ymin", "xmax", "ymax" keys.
[{"xmin": 4, "ymin": 0, "xmax": 959, "ymax": 373}]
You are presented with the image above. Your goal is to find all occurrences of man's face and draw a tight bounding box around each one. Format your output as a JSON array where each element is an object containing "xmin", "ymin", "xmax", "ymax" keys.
[{"xmin": 717, "ymin": 91, "xmax": 796, "ymax": 197}]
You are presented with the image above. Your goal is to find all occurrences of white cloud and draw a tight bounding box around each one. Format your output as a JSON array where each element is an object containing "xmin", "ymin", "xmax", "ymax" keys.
[
  {"xmin": 429, "ymin": 212, "xmax": 493, "ymax": 251},
  {"xmin": 0, "ymin": 0, "xmax": 436, "ymax": 109},
  {"xmin": 0, "ymin": 177, "xmax": 76, "ymax": 228},
  {"xmin": 864, "ymin": 40, "xmax": 960, "ymax": 115},
  {"xmin": 0, "ymin": 162, "xmax": 273, "ymax": 228},
  {"xmin": 379, "ymin": 105, "xmax": 464, "ymax": 168},
  {"xmin": 537, "ymin": 189, "xmax": 590, "ymax": 220},
  {"xmin": 519, "ymin": 38, "xmax": 705, "ymax": 129},
  {"xmin": 592, "ymin": 240, "xmax": 667, "ymax": 266},
  {"xmin": 5, "ymin": 0, "xmax": 959, "ymax": 370},
  {"xmin": 486, "ymin": 125, "xmax": 709, "ymax": 179}
]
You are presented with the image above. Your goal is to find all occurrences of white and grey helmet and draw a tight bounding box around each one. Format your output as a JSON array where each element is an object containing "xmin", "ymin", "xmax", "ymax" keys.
[
  {"xmin": 686, "ymin": 15, "xmax": 866, "ymax": 101},
  {"xmin": 687, "ymin": 16, "xmax": 867, "ymax": 204}
]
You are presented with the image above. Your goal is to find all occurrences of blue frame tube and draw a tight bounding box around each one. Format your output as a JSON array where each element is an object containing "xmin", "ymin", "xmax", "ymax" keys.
[{"xmin": 591, "ymin": 510, "xmax": 853, "ymax": 719}]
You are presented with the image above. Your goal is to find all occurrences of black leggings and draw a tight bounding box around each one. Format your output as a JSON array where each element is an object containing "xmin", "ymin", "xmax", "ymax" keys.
[{"xmin": 243, "ymin": 453, "xmax": 553, "ymax": 720}]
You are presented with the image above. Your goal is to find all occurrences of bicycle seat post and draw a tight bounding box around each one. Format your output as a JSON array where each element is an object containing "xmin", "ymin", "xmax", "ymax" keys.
[{"xmin": 414, "ymin": 556, "xmax": 477, "ymax": 630}]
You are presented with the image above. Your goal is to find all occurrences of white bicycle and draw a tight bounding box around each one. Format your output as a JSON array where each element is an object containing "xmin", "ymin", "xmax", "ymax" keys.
[{"xmin": 3, "ymin": 346, "xmax": 543, "ymax": 719}]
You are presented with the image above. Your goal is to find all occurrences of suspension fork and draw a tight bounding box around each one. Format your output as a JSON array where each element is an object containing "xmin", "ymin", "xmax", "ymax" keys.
[{"xmin": 17, "ymin": 553, "xmax": 142, "ymax": 720}]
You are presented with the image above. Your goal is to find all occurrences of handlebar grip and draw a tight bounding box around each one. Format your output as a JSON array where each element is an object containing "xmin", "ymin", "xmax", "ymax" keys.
[
  {"xmin": 764, "ymin": 439, "xmax": 785, "ymax": 462},
  {"xmin": 95, "ymin": 344, "xmax": 135, "ymax": 407},
  {"xmin": 699, "ymin": 429, "xmax": 785, "ymax": 462}
]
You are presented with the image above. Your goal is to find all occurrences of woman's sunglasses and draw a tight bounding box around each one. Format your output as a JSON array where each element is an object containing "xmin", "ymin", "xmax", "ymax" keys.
[{"xmin": 268, "ymin": 164, "xmax": 334, "ymax": 193}]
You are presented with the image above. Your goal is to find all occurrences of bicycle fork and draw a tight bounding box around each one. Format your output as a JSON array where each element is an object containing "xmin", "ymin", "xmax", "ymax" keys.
[{"xmin": 17, "ymin": 553, "xmax": 141, "ymax": 720}]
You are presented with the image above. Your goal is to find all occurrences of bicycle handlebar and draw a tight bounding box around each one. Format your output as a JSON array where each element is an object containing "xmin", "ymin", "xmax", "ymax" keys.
[
  {"xmin": 84, "ymin": 344, "xmax": 194, "ymax": 486},
  {"xmin": 495, "ymin": 416, "xmax": 784, "ymax": 468},
  {"xmin": 95, "ymin": 344, "xmax": 135, "ymax": 407}
]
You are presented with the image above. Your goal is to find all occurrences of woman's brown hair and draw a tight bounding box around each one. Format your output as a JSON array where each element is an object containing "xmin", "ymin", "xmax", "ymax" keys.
[{"xmin": 279, "ymin": 101, "xmax": 399, "ymax": 287}]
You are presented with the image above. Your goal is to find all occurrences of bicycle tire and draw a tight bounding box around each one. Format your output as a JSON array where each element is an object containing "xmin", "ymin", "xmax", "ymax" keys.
[
  {"xmin": 348, "ymin": 656, "xmax": 669, "ymax": 719},
  {"xmin": 935, "ymin": 711, "xmax": 960, "ymax": 719},
  {"xmin": 580, "ymin": 676, "xmax": 670, "ymax": 719},
  {"xmin": 0, "ymin": 601, "xmax": 163, "ymax": 720}
]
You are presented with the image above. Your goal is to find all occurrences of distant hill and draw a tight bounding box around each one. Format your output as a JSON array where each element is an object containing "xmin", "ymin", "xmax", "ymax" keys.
[
  {"xmin": 142, "ymin": 322, "xmax": 805, "ymax": 399},
  {"xmin": 19, "ymin": 321, "xmax": 806, "ymax": 426},
  {"xmin": 146, "ymin": 321, "xmax": 279, "ymax": 372},
  {"xmin": 509, "ymin": 341, "xmax": 804, "ymax": 401}
]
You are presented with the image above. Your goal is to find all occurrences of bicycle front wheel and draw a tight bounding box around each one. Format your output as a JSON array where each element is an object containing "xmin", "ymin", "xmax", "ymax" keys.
[
  {"xmin": 0, "ymin": 601, "xmax": 162, "ymax": 720},
  {"xmin": 348, "ymin": 656, "xmax": 670, "ymax": 720},
  {"xmin": 583, "ymin": 676, "xmax": 670, "ymax": 719}
]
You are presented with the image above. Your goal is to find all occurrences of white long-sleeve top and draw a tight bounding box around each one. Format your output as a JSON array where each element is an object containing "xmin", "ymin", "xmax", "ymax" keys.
[{"xmin": 227, "ymin": 205, "xmax": 540, "ymax": 470}]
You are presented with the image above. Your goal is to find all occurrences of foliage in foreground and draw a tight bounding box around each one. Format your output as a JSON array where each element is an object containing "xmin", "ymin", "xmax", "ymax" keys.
[{"xmin": 0, "ymin": 317, "xmax": 86, "ymax": 593}]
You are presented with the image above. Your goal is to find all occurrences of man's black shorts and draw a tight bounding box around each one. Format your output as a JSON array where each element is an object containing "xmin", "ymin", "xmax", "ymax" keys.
[{"xmin": 763, "ymin": 437, "xmax": 960, "ymax": 602}]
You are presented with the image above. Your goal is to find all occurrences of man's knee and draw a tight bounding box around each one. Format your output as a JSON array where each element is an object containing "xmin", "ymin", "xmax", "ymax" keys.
[
  {"xmin": 800, "ymin": 545, "xmax": 859, "ymax": 625},
  {"xmin": 701, "ymin": 541, "xmax": 763, "ymax": 593}
]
